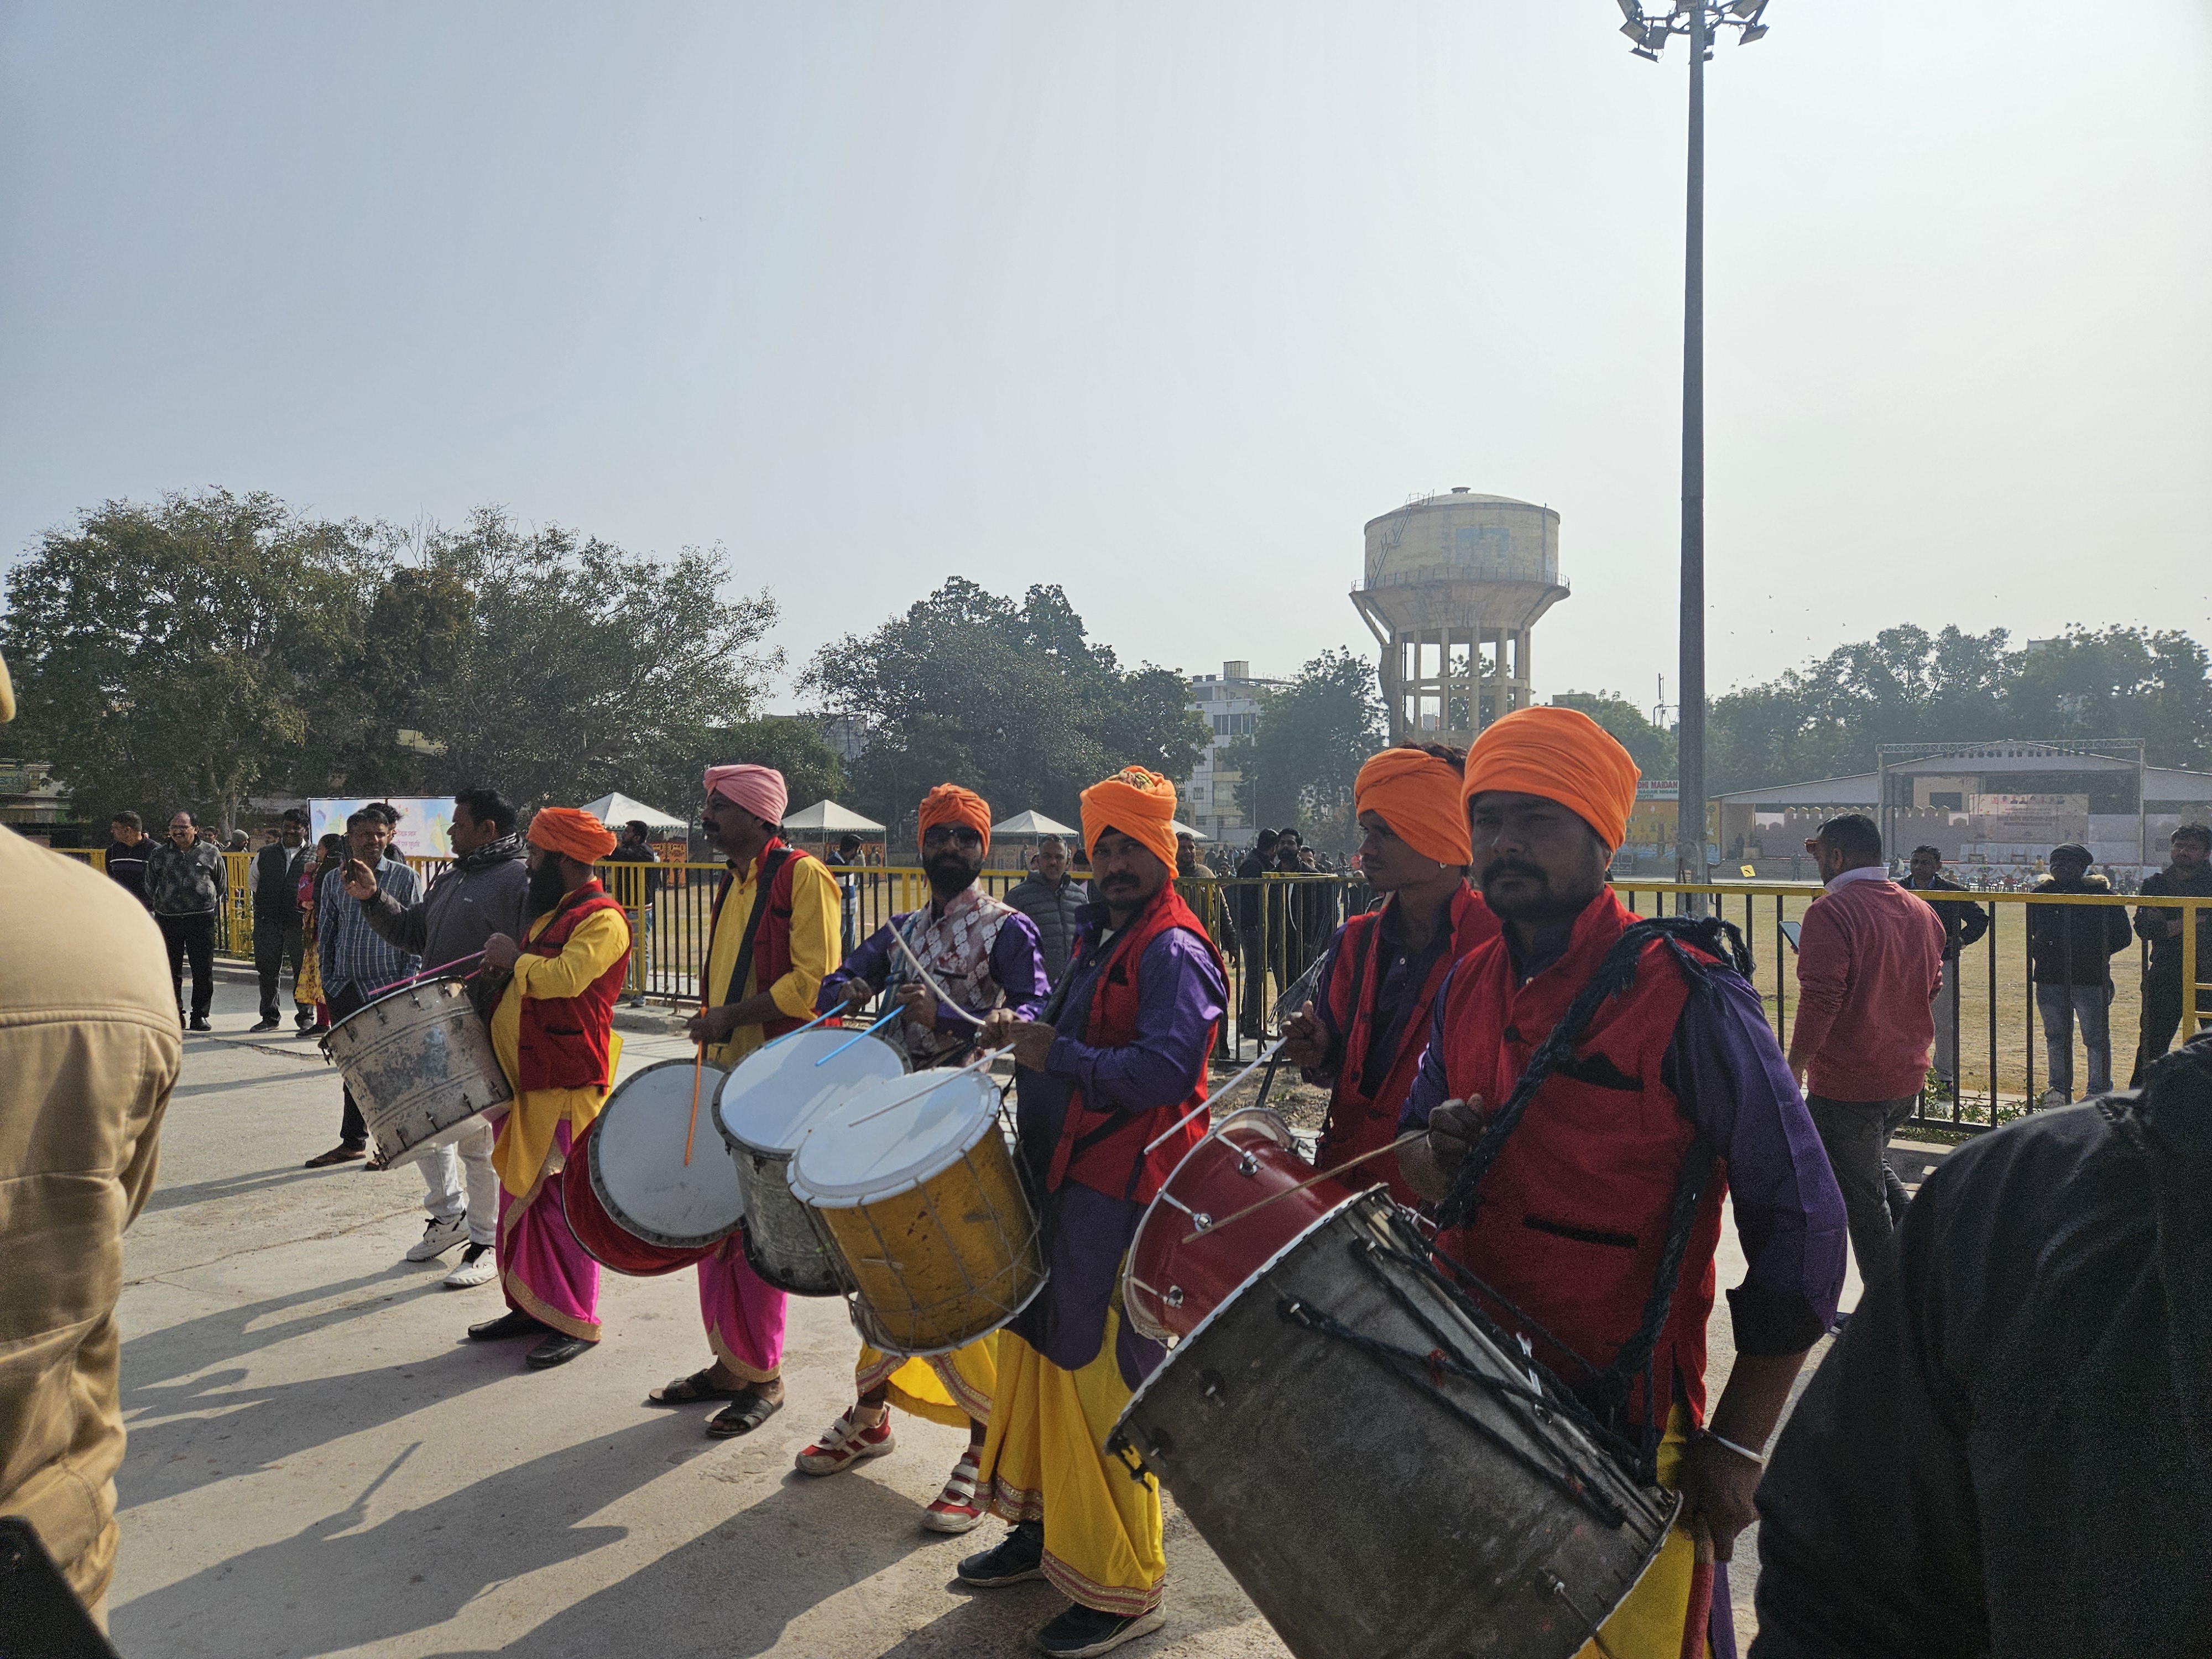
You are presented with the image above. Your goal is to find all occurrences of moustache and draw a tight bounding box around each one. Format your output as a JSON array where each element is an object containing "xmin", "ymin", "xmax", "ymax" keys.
[{"xmin": 1480, "ymin": 858, "xmax": 1549, "ymax": 886}]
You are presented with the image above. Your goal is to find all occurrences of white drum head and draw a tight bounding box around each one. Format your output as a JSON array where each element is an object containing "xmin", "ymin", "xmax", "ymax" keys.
[
  {"xmin": 594, "ymin": 1058, "xmax": 744, "ymax": 1244},
  {"xmin": 713, "ymin": 1026, "xmax": 907, "ymax": 1157},
  {"xmin": 788, "ymin": 1068, "xmax": 1001, "ymax": 1208}
]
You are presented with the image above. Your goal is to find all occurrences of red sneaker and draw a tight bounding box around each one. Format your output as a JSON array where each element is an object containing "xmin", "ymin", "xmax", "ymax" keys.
[
  {"xmin": 921, "ymin": 1451, "xmax": 985, "ymax": 1533},
  {"xmin": 794, "ymin": 1406, "xmax": 895, "ymax": 1477}
]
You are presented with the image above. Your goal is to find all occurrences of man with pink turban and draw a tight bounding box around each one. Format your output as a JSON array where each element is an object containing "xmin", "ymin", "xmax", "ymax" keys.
[{"xmin": 645, "ymin": 764, "xmax": 842, "ymax": 1437}]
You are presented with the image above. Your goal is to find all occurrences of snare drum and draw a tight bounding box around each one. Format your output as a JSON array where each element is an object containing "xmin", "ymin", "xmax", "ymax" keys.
[
  {"xmin": 561, "ymin": 1060, "xmax": 739, "ymax": 1276},
  {"xmin": 713, "ymin": 1028, "xmax": 906, "ymax": 1296},
  {"xmin": 1113, "ymin": 1188, "xmax": 1677, "ymax": 1659},
  {"xmin": 1123, "ymin": 1107, "xmax": 1342, "ymax": 1343},
  {"xmin": 789, "ymin": 1067, "xmax": 1046, "ymax": 1357},
  {"xmin": 321, "ymin": 977, "xmax": 512, "ymax": 1168}
]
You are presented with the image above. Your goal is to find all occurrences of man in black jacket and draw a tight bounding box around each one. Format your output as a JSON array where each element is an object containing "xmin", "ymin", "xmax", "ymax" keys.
[
  {"xmin": 2026, "ymin": 843, "xmax": 2133, "ymax": 1104},
  {"xmin": 251, "ymin": 811, "xmax": 312, "ymax": 1032},
  {"xmin": 102, "ymin": 811, "xmax": 157, "ymax": 909},
  {"xmin": 1901, "ymin": 844, "xmax": 1988, "ymax": 1093},
  {"xmin": 604, "ymin": 819, "xmax": 662, "ymax": 1006},
  {"xmin": 2131, "ymin": 823, "xmax": 2212, "ymax": 1086},
  {"xmin": 1003, "ymin": 834, "xmax": 1084, "ymax": 984}
]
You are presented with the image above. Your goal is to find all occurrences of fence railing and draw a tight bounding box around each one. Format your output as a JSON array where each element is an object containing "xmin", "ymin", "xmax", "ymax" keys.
[{"xmin": 55, "ymin": 847, "xmax": 2205, "ymax": 1123}]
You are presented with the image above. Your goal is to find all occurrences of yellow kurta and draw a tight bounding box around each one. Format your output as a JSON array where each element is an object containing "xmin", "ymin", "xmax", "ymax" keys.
[
  {"xmin": 490, "ymin": 905, "xmax": 630, "ymax": 1197},
  {"xmin": 1577, "ymin": 1408, "xmax": 1716, "ymax": 1659},
  {"xmin": 701, "ymin": 848, "xmax": 841, "ymax": 1066},
  {"xmin": 857, "ymin": 1335, "xmax": 998, "ymax": 1428}
]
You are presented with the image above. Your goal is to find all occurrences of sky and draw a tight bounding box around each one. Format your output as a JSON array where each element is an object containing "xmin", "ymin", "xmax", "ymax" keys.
[{"xmin": 3, "ymin": 1, "xmax": 2207, "ymax": 715}]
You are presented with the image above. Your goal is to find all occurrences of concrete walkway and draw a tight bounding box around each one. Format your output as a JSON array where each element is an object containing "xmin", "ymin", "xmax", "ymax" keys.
[{"xmin": 109, "ymin": 967, "xmax": 1871, "ymax": 1656}]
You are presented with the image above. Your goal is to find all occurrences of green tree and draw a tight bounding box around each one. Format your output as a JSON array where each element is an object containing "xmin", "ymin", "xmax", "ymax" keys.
[
  {"xmin": 1550, "ymin": 691, "xmax": 1679, "ymax": 780},
  {"xmin": 801, "ymin": 578, "xmax": 1206, "ymax": 831},
  {"xmin": 0, "ymin": 489, "xmax": 369, "ymax": 831},
  {"xmin": 1222, "ymin": 647, "xmax": 1386, "ymax": 845}
]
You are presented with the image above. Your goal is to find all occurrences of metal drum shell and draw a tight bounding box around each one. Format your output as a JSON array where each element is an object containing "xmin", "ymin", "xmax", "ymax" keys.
[
  {"xmin": 320, "ymin": 978, "xmax": 513, "ymax": 1170},
  {"xmin": 1112, "ymin": 1188, "xmax": 1677, "ymax": 1659}
]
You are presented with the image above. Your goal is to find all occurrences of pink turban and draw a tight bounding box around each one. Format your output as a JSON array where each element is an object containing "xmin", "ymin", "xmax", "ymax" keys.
[{"xmin": 703, "ymin": 764, "xmax": 788, "ymax": 828}]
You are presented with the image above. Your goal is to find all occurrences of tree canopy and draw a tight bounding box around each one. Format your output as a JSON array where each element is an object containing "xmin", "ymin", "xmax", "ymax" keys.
[
  {"xmin": 801, "ymin": 577, "xmax": 1204, "ymax": 832},
  {"xmin": 1549, "ymin": 690, "xmax": 1679, "ymax": 781},
  {"xmin": 1220, "ymin": 647, "xmax": 1387, "ymax": 845}
]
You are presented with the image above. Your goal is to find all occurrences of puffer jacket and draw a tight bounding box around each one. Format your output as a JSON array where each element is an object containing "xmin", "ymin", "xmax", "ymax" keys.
[
  {"xmin": 1005, "ymin": 872, "xmax": 1086, "ymax": 984},
  {"xmin": 2026, "ymin": 873, "xmax": 2134, "ymax": 987}
]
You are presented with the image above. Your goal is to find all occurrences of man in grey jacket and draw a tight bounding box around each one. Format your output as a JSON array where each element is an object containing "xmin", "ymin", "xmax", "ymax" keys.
[
  {"xmin": 1003, "ymin": 833, "xmax": 1086, "ymax": 983},
  {"xmin": 350, "ymin": 786, "xmax": 527, "ymax": 1287}
]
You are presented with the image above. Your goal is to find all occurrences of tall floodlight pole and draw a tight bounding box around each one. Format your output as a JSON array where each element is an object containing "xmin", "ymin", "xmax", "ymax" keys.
[{"xmin": 1615, "ymin": 0, "xmax": 1771, "ymax": 903}]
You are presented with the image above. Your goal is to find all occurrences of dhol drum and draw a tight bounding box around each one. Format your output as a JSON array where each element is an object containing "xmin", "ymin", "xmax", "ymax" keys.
[
  {"xmin": 1112, "ymin": 1188, "xmax": 1677, "ymax": 1659},
  {"xmin": 1123, "ymin": 1106, "xmax": 1344, "ymax": 1343},
  {"xmin": 561, "ymin": 1059, "xmax": 740, "ymax": 1276},
  {"xmin": 321, "ymin": 977, "xmax": 512, "ymax": 1169},
  {"xmin": 790, "ymin": 1066, "xmax": 1046, "ymax": 1357},
  {"xmin": 713, "ymin": 1027, "xmax": 906, "ymax": 1296}
]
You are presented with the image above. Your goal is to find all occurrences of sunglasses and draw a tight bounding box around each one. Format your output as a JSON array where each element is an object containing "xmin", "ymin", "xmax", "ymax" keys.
[{"xmin": 922, "ymin": 825, "xmax": 984, "ymax": 849}]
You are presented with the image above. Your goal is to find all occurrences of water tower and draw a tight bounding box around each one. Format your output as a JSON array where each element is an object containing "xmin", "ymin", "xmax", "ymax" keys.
[{"xmin": 1349, "ymin": 489, "xmax": 1569, "ymax": 745}]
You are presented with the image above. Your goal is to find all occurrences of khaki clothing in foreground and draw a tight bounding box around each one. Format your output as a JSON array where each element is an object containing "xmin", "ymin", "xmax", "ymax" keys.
[{"xmin": 0, "ymin": 825, "xmax": 179, "ymax": 1616}]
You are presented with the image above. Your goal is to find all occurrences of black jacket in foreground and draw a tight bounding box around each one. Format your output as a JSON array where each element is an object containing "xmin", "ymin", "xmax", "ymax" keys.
[{"xmin": 1750, "ymin": 1035, "xmax": 2212, "ymax": 1658}]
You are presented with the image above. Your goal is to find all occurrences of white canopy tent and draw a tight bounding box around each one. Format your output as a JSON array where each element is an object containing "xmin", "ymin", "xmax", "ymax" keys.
[
  {"xmin": 1167, "ymin": 818, "xmax": 1209, "ymax": 841},
  {"xmin": 990, "ymin": 810, "xmax": 1078, "ymax": 839},
  {"xmin": 579, "ymin": 792, "xmax": 689, "ymax": 834},
  {"xmin": 783, "ymin": 800, "xmax": 887, "ymax": 836}
]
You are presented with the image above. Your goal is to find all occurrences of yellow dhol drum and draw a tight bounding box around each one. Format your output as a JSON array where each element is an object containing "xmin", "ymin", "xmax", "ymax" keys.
[{"xmin": 789, "ymin": 1067, "xmax": 1047, "ymax": 1357}]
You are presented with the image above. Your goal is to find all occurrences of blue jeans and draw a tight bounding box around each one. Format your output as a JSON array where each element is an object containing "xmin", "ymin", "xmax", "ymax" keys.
[{"xmin": 2036, "ymin": 981, "xmax": 2112, "ymax": 1101}]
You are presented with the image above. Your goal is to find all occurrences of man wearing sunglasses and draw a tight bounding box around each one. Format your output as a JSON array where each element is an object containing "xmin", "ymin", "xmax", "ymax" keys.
[{"xmin": 796, "ymin": 784, "xmax": 1051, "ymax": 1536}]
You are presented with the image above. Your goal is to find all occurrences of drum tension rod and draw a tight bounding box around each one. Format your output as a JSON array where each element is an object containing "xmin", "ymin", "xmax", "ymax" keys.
[{"xmin": 1543, "ymin": 1573, "xmax": 1626, "ymax": 1659}]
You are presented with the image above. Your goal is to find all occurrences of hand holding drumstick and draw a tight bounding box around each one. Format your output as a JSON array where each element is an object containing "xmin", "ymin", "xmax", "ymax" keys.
[{"xmin": 980, "ymin": 1008, "xmax": 1056, "ymax": 1071}]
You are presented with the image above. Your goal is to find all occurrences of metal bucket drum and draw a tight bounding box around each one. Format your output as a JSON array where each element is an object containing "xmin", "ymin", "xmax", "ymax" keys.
[
  {"xmin": 713, "ymin": 1028, "xmax": 906, "ymax": 1296},
  {"xmin": 321, "ymin": 977, "xmax": 513, "ymax": 1169},
  {"xmin": 1123, "ymin": 1107, "xmax": 1341, "ymax": 1344},
  {"xmin": 1112, "ymin": 1188, "xmax": 1677, "ymax": 1659},
  {"xmin": 561, "ymin": 1059, "xmax": 738, "ymax": 1276},
  {"xmin": 790, "ymin": 1067, "xmax": 1047, "ymax": 1357}
]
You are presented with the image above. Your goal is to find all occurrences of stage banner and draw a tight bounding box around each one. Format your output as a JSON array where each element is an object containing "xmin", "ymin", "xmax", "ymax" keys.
[{"xmin": 311, "ymin": 797, "xmax": 456, "ymax": 858}]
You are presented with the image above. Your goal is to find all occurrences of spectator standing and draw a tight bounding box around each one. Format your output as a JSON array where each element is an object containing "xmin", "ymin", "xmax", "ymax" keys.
[
  {"xmin": 1176, "ymin": 829, "xmax": 1240, "ymax": 966},
  {"xmin": 251, "ymin": 810, "xmax": 313, "ymax": 1032},
  {"xmin": 826, "ymin": 831, "xmax": 867, "ymax": 957},
  {"xmin": 2130, "ymin": 823, "xmax": 2212, "ymax": 1084},
  {"xmin": 1003, "ymin": 832, "xmax": 1086, "ymax": 984},
  {"xmin": 1787, "ymin": 813, "xmax": 1944, "ymax": 1301},
  {"xmin": 306, "ymin": 810, "xmax": 423, "ymax": 1167},
  {"xmin": 145, "ymin": 809, "xmax": 227, "ymax": 1030},
  {"xmin": 2026, "ymin": 842, "xmax": 2133, "ymax": 1105},
  {"xmin": 1900, "ymin": 844, "xmax": 1988, "ymax": 1094},
  {"xmin": 102, "ymin": 811, "xmax": 156, "ymax": 908},
  {"xmin": 604, "ymin": 818, "xmax": 663, "ymax": 1007},
  {"xmin": 295, "ymin": 833, "xmax": 347, "ymax": 1032},
  {"xmin": 352, "ymin": 786, "xmax": 525, "ymax": 1282}
]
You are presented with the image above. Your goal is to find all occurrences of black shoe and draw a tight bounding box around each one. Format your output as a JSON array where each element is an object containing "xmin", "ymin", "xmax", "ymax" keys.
[
  {"xmin": 189, "ymin": 1015, "xmax": 212, "ymax": 1032},
  {"xmin": 959, "ymin": 1521, "xmax": 1046, "ymax": 1588},
  {"xmin": 1034, "ymin": 1604, "xmax": 1167, "ymax": 1657},
  {"xmin": 525, "ymin": 1333, "xmax": 597, "ymax": 1369},
  {"xmin": 1830, "ymin": 1310, "xmax": 1852, "ymax": 1338},
  {"xmin": 295, "ymin": 1012, "xmax": 317, "ymax": 1030},
  {"xmin": 252, "ymin": 1015, "xmax": 281, "ymax": 1032},
  {"xmin": 468, "ymin": 1310, "xmax": 551, "ymax": 1342}
]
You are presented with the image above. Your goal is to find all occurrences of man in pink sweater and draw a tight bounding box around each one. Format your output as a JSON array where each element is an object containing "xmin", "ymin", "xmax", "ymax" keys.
[{"xmin": 1787, "ymin": 814, "xmax": 1944, "ymax": 1308}]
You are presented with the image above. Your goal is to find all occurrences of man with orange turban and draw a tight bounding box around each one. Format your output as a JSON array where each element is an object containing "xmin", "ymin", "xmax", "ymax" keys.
[
  {"xmin": 1394, "ymin": 707, "xmax": 1845, "ymax": 1659},
  {"xmin": 467, "ymin": 806, "xmax": 632, "ymax": 1371},
  {"xmin": 793, "ymin": 782, "xmax": 1050, "ymax": 1534},
  {"xmin": 965, "ymin": 767, "xmax": 1229, "ymax": 1657},
  {"xmin": 1279, "ymin": 742, "xmax": 1499, "ymax": 1205}
]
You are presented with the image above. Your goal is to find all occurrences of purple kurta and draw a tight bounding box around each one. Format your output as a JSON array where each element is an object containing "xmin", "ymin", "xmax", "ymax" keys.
[{"xmin": 817, "ymin": 905, "xmax": 1051, "ymax": 1030}]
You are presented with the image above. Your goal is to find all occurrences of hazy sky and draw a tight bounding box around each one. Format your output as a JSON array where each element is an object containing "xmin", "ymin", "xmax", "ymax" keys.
[{"xmin": 4, "ymin": 2, "xmax": 2207, "ymax": 713}]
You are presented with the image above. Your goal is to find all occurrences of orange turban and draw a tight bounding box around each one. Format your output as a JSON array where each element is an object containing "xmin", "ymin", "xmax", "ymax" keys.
[
  {"xmin": 528, "ymin": 806, "xmax": 618, "ymax": 865},
  {"xmin": 1462, "ymin": 706, "xmax": 1640, "ymax": 851},
  {"xmin": 1079, "ymin": 766, "xmax": 1179, "ymax": 874},
  {"xmin": 1355, "ymin": 747, "xmax": 1472, "ymax": 867},
  {"xmin": 918, "ymin": 783, "xmax": 992, "ymax": 853}
]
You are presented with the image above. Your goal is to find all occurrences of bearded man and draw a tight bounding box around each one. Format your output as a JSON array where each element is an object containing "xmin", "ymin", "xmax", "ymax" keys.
[
  {"xmin": 1278, "ymin": 742, "xmax": 1498, "ymax": 1205},
  {"xmin": 968, "ymin": 768, "xmax": 1229, "ymax": 1659},
  {"xmin": 467, "ymin": 807, "xmax": 632, "ymax": 1370},
  {"xmin": 794, "ymin": 784, "xmax": 1050, "ymax": 1534},
  {"xmin": 645, "ymin": 765, "xmax": 841, "ymax": 1437},
  {"xmin": 1396, "ymin": 707, "xmax": 1846, "ymax": 1659}
]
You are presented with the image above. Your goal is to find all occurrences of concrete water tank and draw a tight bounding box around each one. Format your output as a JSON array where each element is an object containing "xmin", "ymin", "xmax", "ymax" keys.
[{"xmin": 1349, "ymin": 489, "xmax": 1570, "ymax": 745}]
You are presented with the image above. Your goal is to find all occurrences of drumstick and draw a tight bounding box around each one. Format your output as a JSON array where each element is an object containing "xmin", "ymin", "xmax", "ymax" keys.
[
  {"xmin": 886, "ymin": 922, "xmax": 987, "ymax": 1025},
  {"xmin": 682, "ymin": 982, "xmax": 710, "ymax": 1167},
  {"xmin": 1140, "ymin": 953, "xmax": 1332, "ymax": 1154},
  {"xmin": 1679, "ymin": 1517, "xmax": 1715, "ymax": 1659},
  {"xmin": 816, "ymin": 1006, "xmax": 904, "ymax": 1065},
  {"xmin": 1179, "ymin": 1130, "xmax": 1425, "ymax": 1244}
]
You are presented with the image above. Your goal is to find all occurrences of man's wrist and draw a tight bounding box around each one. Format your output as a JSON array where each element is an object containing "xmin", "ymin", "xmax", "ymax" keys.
[{"xmin": 1694, "ymin": 1427, "xmax": 1767, "ymax": 1467}]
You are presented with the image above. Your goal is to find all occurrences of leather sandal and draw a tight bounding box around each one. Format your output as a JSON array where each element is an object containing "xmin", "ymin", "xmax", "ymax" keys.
[
  {"xmin": 304, "ymin": 1144, "xmax": 367, "ymax": 1168},
  {"xmin": 648, "ymin": 1368, "xmax": 744, "ymax": 1406},
  {"xmin": 706, "ymin": 1386, "xmax": 786, "ymax": 1438}
]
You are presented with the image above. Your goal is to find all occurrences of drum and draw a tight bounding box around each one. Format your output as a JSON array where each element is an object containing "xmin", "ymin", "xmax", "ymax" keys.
[
  {"xmin": 321, "ymin": 977, "xmax": 512, "ymax": 1169},
  {"xmin": 1111, "ymin": 1188, "xmax": 1677, "ymax": 1659},
  {"xmin": 1123, "ymin": 1107, "xmax": 1342, "ymax": 1343},
  {"xmin": 713, "ymin": 1027, "xmax": 906, "ymax": 1296},
  {"xmin": 790, "ymin": 1066, "xmax": 1047, "ymax": 1357},
  {"xmin": 561, "ymin": 1060, "xmax": 739, "ymax": 1276}
]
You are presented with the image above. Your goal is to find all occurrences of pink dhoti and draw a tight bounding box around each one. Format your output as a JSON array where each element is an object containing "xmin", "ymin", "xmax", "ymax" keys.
[
  {"xmin": 497, "ymin": 1118, "xmax": 602, "ymax": 1340},
  {"xmin": 696, "ymin": 1237, "xmax": 787, "ymax": 1381}
]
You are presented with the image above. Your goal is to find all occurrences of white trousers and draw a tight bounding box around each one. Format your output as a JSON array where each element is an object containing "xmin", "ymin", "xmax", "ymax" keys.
[{"xmin": 421, "ymin": 1119, "xmax": 499, "ymax": 1246}]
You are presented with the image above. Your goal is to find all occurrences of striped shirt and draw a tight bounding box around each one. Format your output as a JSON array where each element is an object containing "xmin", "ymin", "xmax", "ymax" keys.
[{"xmin": 318, "ymin": 857, "xmax": 424, "ymax": 997}]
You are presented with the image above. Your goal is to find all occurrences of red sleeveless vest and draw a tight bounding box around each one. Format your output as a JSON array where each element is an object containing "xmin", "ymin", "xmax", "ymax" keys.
[
  {"xmin": 515, "ymin": 883, "xmax": 631, "ymax": 1093},
  {"xmin": 1316, "ymin": 885, "xmax": 1498, "ymax": 1206},
  {"xmin": 1432, "ymin": 889, "xmax": 1725, "ymax": 1428},
  {"xmin": 1046, "ymin": 885, "xmax": 1227, "ymax": 1204},
  {"xmin": 708, "ymin": 838, "xmax": 818, "ymax": 1040}
]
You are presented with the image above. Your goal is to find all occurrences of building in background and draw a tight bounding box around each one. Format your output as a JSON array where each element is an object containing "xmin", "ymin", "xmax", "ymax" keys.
[
  {"xmin": 1350, "ymin": 489, "xmax": 1570, "ymax": 745},
  {"xmin": 0, "ymin": 758, "xmax": 74, "ymax": 843},
  {"xmin": 1183, "ymin": 660, "xmax": 1281, "ymax": 844}
]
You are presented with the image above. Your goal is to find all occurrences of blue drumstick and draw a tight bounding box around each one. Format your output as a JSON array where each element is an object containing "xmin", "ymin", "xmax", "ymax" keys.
[
  {"xmin": 760, "ymin": 1005, "xmax": 841, "ymax": 1050},
  {"xmin": 816, "ymin": 1006, "xmax": 902, "ymax": 1065}
]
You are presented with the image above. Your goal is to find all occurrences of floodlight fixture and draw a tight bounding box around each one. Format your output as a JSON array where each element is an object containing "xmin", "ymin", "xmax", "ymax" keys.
[
  {"xmin": 1740, "ymin": 23, "xmax": 1768, "ymax": 42},
  {"xmin": 1622, "ymin": 18, "xmax": 1647, "ymax": 39},
  {"xmin": 1616, "ymin": 0, "xmax": 1643, "ymax": 19},
  {"xmin": 1729, "ymin": 0, "xmax": 1761, "ymax": 15}
]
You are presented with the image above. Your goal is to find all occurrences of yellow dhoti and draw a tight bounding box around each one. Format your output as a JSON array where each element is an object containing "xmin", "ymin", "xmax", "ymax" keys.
[
  {"xmin": 857, "ymin": 1335, "xmax": 995, "ymax": 1427},
  {"xmin": 1577, "ymin": 1409, "xmax": 1717, "ymax": 1659}
]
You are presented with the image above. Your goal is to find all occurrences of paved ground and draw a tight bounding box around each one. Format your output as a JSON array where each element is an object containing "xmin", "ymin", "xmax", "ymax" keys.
[{"xmin": 109, "ymin": 966, "xmax": 1877, "ymax": 1657}]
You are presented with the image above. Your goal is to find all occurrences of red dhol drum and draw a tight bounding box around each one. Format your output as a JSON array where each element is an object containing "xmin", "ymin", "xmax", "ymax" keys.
[
  {"xmin": 561, "ymin": 1059, "xmax": 740, "ymax": 1277},
  {"xmin": 1123, "ymin": 1107, "xmax": 1352, "ymax": 1343}
]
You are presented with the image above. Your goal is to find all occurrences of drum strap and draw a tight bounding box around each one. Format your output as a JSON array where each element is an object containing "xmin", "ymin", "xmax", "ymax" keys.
[{"xmin": 722, "ymin": 848, "xmax": 792, "ymax": 1010}]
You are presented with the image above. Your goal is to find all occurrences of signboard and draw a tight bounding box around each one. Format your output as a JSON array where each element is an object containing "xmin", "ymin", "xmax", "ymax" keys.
[
  {"xmin": 311, "ymin": 797, "xmax": 456, "ymax": 858},
  {"xmin": 1637, "ymin": 781, "xmax": 1680, "ymax": 801}
]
